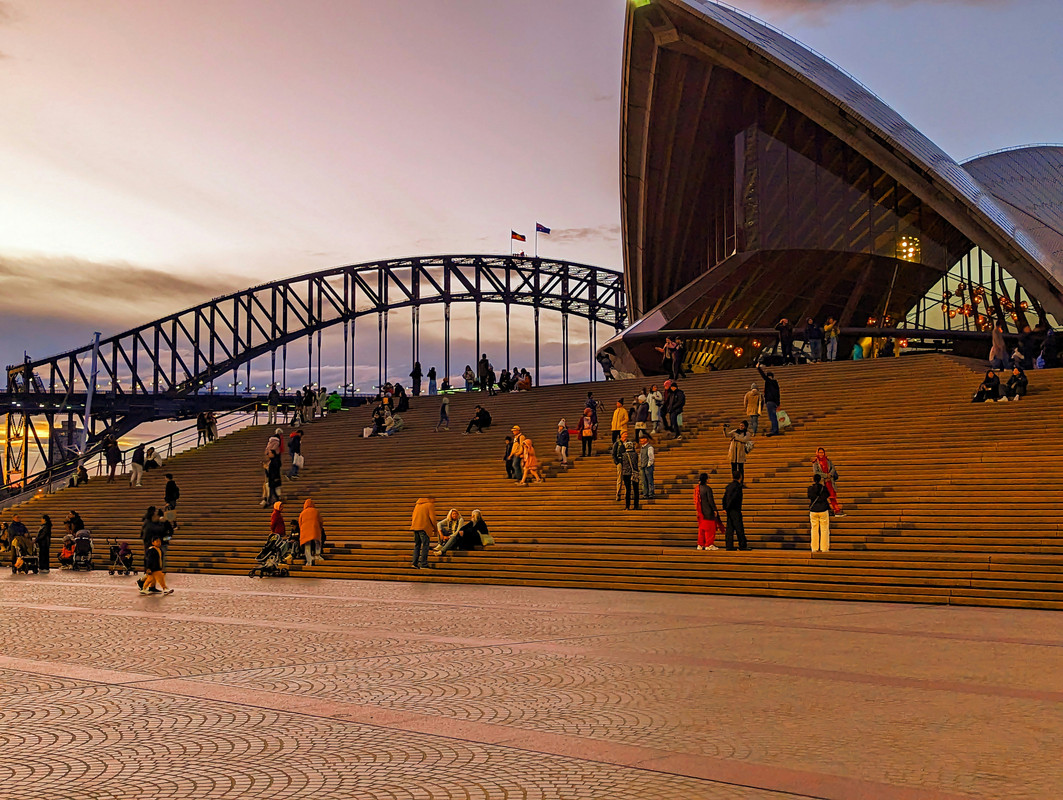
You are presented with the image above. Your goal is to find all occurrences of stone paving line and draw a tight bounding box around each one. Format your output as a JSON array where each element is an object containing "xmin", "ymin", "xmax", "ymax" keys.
[{"xmin": 2, "ymin": 572, "xmax": 1061, "ymax": 799}]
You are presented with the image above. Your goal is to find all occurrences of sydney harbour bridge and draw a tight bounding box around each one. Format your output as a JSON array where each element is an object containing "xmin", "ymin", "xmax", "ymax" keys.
[{"xmin": 1, "ymin": 254, "xmax": 627, "ymax": 491}]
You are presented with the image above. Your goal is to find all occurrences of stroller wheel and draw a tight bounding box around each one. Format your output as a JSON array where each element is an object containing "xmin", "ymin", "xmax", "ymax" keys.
[
  {"xmin": 248, "ymin": 568, "xmax": 258, "ymax": 577},
  {"xmin": 108, "ymin": 570, "xmax": 114, "ymax": 575}
]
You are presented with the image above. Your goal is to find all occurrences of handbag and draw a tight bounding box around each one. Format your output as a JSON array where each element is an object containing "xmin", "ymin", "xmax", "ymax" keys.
[
  {"xmin": 776, "ymin": 409, "xmax": 792, "ymax": 428},
  {"xmin": 743, "ymin": 440, "xmax": 755, "ymax": 454},
  {"xmin": 293, "ymin": 453, "xmax": 305, "ymax": 468}
]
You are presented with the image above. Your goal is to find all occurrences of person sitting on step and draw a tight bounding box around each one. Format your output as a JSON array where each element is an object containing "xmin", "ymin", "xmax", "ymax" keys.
[
  {"xmin": 433, "ymin": 509, "xmax": 464, "ymax": 554},
  {"xmin": 464, "ymin": 405, "xmax": 492, "ymax": 435},
  {"xmin": 1004, "ymin": 367, "xmax": 1028, "ymax": 401},
  {"xmin": 972, "ymin": 369, "xmax": 1004, "ymax": 402}
]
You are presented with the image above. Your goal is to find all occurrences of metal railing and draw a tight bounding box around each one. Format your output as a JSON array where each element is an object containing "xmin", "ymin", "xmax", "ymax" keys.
[{"xmin": 0, "ymin": 401, "xmax": 295, "ymax": 511}]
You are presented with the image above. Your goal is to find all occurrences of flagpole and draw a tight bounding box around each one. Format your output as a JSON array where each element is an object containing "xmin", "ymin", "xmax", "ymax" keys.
[
  {"xmin": 510, "ymin": 232, "xmax": 513, "ymax": 256},
  {"xmin": 534, "ymin": 228, "xmax": 538, "ymax": 258}
]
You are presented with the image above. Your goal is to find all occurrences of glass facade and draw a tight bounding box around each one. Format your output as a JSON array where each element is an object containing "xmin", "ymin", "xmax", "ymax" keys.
[{"xmin": 906, "ymin": 246, "xmax": 1060, "ymax": 333}]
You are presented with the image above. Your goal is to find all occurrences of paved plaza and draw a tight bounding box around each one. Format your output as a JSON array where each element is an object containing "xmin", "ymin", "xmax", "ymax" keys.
[{"xmin": 1, "ymin": 572, "xmax": 1060, "ymax": 799}]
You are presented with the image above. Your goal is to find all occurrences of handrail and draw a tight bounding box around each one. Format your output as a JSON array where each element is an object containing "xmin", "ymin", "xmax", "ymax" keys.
[{"xmin": 0, "ymin": 399, "xmax": 279, "ymax": 506}]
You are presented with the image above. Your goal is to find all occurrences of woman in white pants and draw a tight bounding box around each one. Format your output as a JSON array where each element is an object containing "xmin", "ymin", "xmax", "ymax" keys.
[{"xmin": 808, "ymin": 474, "xmax": 831, "ymax": 553}]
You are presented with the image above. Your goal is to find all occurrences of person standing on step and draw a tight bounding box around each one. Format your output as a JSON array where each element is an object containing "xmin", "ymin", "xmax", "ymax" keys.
[
  {"xmin": 164, "ymin": 474, "xmax": 180, "ymax": 509},
  {"xmin": 287, "ymin": 429, "xmax": 303, "ymax": 480},
  {"xmin": 462, "ymin": 365, "xmax": 476, "ymax": 392},
  {"xmin": 611, "ymin": 399, "xmax": 628, "ymax": 444},
  {"xmin": 435, "ymin": 396, "xmax": 450, "ymax": 432},
  {"xmin": 808, "ymin": 474, "xmax": 831, "ymax": 553},
  {"xmin": 744, "ymin": 383, "xmax": 763, "ymax": 435},
  {"xmin": 35, "ymin": 514, "xmax": 52, "ymax": 573},
  {"xmin": 105, "ymin": 437, "xmax": 122, "ymax": 483},
  {"xmin": 612, "ymin": 429, "xmax": 629, "ymax": 501},
  {"xmin": 427, "ymin": 366, "xmax": 438, "ymax": 396},
  {"xmin": 510, "ymin": 426, "xmax": 526, "ymax": 481},
  {"xmin": 724, "ymin": 421, "xmax": 753, "ymax": 484},
  {"xmin": 723, "ymin": 478, "xmax": 748, "ymax": 551},
  {"xmin": 263, "ymin": 453, "xmax": 282, "ymax": 507},
  {"xmin": 267, "ymin": 385, "xmax": 280, "ymax": 425},
  {"xmin": 695, "ymin": 473, "xmax": 722, "ymax": 551},
  {"xmin": 666, "ymin": 382, "xmax": 686, "ymax": 439},
  {"xmin": 621, "ymin": 441, "xmax": 640, "ymax": 510},
  {"xmin": 130, "ymin": 443, "xmax": 145, "ymax": 488},
  {"xmin": 824, "ymin": 317, "xmax": 839, "ymax": 362},
  {"xmin": 805, "ymin": 318, "xmax": 824, "ymax": 363},
  {"xmin": 477, "ymin": 353, "xmax": 491, "ymax": 394},
  {"xmin": 648, "ymin": 384, "xmax": 664, "ymax": 434},
  {"xmin": 410, "ymin": 497, "xmax": 437, "ymax": 569},
  {"xmin": 290, "ymin": 390, "xmax": 303, "ymax": 425},
  {"xmin": 672, "ymin": 337, "xmax": 687, "ymax": 380},
  {"xmin": 196, "ymin": 412, "xmax": 209, "ymax": 446},
  {"xmin": 756, "ymin": 365, "xmax": 782, "ymax": 436},
  {"xmin": 503, "ymin": 435, "xmax": 516, "ymax": 479},
  {"xmin": 655, "ymin": 337, "xmax": 676, "ymax": 378},
  {"xmin": 638, "ymin": 432, "xmax": 655, "ymax": 499},
  {"xmin": 579, "ymin": 408, "xmax": 596, "ymax": 457},
  {"xmin": 298, "ymin": 498, "xmax": 325, "ymax": 565},
  {"xmin": 555, "ymin": 420, "xmax": 569, "ymax": 464},
  {"xmin": 634, "ymin": 394, "xmax": 649, "ymax": 438},
  {"xmin": 207, "ymin": 410, "xmax": 219, "ymax": 441},
  {"xmin": 812, "ymin": 448, "xmax": 845, "ymax": 516},
  {"xmin": 410, "ymin": 362, "xmax": 423, "ymax": 397},
  {"xmin": 775, "ymin": 318, "xmax": 795, "ymax": 364},
  {"xmin": 302, "ymin": 389, "xmax": 315, "ymax": 424}
]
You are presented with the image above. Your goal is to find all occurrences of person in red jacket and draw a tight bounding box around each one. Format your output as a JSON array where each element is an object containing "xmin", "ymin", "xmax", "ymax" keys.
[{"xmin": 270, "ymin": 501, "xmax": 285, "ymax": 538}]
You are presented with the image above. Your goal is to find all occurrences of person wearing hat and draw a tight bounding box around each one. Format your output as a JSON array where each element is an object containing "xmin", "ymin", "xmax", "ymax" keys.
[
  {"xmin": 743, "ymin": 383, "xmax": 763, "ymax": 436},
  {"xmin": 638, "ymin": 432, "xmax": 655, "ymax": 499},
  {"xmin": 555, "ymin": 420, "xmax": 569, "ymax": 464},
  {"xmin": 510, "ymin": 427, "xmax": 525, "ymax": 481}
]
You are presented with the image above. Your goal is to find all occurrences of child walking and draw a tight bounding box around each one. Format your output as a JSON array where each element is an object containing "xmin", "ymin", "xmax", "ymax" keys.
[
  {"xmin": 434, "ymin": 396, "xmax": 450, "ymax": 432},
  {"xmin": 138, "ymin": 533, "xmax": 173, "ymax": 594}
]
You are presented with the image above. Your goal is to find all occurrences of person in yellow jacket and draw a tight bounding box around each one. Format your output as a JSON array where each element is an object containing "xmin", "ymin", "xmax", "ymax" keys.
[
  {"xmin": 610, "ymin": 398, "xmax": 629, "ymax": 444},
  {"xmin": 409, "ymin": 497, "xmax": 437, "ymax": 569}
]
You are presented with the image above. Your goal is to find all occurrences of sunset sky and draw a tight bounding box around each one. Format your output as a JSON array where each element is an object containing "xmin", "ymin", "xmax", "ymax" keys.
[{"xmin": 2, "ymin": 0, "xmax": 1062, "ymax": 374}]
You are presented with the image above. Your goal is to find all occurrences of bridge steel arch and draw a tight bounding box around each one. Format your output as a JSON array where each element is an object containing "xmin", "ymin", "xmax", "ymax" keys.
[{"xmin": 3, "ymin": 254, "xmax": 625, "ymax": 486}]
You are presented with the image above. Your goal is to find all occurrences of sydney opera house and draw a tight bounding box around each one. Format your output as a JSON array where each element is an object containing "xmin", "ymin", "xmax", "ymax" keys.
[{"xmin": 607, "ymin": 0, "xmax": 1063, "ymax": 374}]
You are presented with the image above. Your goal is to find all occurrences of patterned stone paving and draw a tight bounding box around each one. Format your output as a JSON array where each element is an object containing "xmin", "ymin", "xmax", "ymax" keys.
[{"xmin": 1, "ymin": 571, "xmax": 1061, "ymax": 799}]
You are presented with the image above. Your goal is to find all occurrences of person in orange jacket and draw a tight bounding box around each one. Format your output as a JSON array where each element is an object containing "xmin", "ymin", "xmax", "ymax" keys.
[{"xmin": 409, "ymin": 497, "xmax": 437, "ymax": 569}]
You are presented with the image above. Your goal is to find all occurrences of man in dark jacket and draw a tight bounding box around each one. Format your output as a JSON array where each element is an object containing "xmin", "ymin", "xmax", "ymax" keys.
[
  {"xmin": 287, "ymin": 429, "xmax": 303, "ymax": 479},
  {"xmin": 775, "ymin": 318, "xmax": 795, "ymax": 364},
  {"xmin": 666, "ymin": 383, "xmax": 686, "ymax": 439},
  {"xmin": 267, "ymin": 386, "xmax": 281, "ymax": 425},
  {"xmin": 757, "ymin": 365, "xmax": 782, "ymax": 436},
  {"xmin": 465, "ymin": 405, "xmax": 492, "ymax": 435},
  {"xmin": 722, "ymin": 480, "xmax": 748, "ymax": 551},
  {"xmin": 410, "ymin": 362, "xmax": 423, "ymax": 396},
  {"xmin": 164, "ymin": 474, "xmax": 180, "ymax": 508},
  {"xmin": 129, "ymin": 443, "xmax": 145, "ymax": 488},
  {"xmin": 804, "ymin": 318, "xmax": 824, "ymax": 363},
  {"xmin": 611, "ymin": 430, "xmax": 629, "ymax": 501}
]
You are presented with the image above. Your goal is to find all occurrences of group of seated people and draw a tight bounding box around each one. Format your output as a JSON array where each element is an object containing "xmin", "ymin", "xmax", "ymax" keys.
[
  {"xmin": 369, "ymin": 404, "xmax": 405, "ymax": 436},
  {"xmin": 433, "ymin": 508, "xmax": 494, "ymax": 555},
  {"xmin": 972, "ymin": 368, "xmax": 1028, "ymax": 403},
  {"xmin": 496, "ymin": 368, "xmax": 533, "ymax": 393}
]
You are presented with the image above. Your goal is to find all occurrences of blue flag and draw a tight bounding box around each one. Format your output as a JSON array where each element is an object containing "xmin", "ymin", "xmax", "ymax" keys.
[{"xmin": 536, "ymin": 223, "xmax": 551, "ymax": 234}]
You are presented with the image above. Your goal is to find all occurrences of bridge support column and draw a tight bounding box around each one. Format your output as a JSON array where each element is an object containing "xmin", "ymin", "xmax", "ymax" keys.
[
  {"xmin": 505, "ymin": 303, "xmax": 511, "ymax": 371},
  {"xmin": 444, "ymin": 302, "xmax": 451, "ymax": 388},
  {"xmin": 562, "ymin": 311, "xmax": 569, "ymax": 384},
  {"xmin": 534, "ymin": 306, "xmax": 540, "ymax": 387}
]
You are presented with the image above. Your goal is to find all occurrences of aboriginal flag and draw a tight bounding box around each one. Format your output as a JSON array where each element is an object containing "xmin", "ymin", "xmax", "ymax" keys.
[{"xmin": 511, "ymin": 230, "xmax": 527, "ymax": 242}]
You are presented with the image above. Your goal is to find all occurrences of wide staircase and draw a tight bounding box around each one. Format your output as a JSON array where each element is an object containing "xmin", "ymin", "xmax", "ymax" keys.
[{"xmin": 5, "ymin": 354, "xmax": 1063, "ymax": 608}]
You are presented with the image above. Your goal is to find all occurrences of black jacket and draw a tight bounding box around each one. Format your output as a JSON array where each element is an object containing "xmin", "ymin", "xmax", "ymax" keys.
[
  {"xmin": 289, "ymin": 434, "xmax": 302, "ymax": 455},
  {"xmin": 164, "ymin": 479, "xmax": 180, "ymax": 507},
  {"xmin": 131, "ymin": 445, "xmax": 145, "ymax": 466},
  {"xmin": 474, "ymin": 409, "xmax": 492, "ymax": 427},
  {"xmin": 722, "ymin": 481, "xmax": 743, "ymax": 512},
  {"xmin": 808, "ymin": 483, "xmax": 830, "ymax": 513},
  {"xmin": 1007, "ymin": 372, "xmax": 1028, "ymax": 397},
  {"xmin": 612, "ymin": 438, "xmax": 627, "ymax": 464},
  {"xmin": 757, "ymin": 366, "xmax": 781, "ymax": 404},
  {"xmin": 698, "ymin": 484, "xmax": 719, "ymax": 519},
  {"xmin": 669, "ymin": 388, "xmax": 686, "ymax": 413},
  {"xmin": 145, "ymin": 544, "xmax": 163, "ymax": 573}
]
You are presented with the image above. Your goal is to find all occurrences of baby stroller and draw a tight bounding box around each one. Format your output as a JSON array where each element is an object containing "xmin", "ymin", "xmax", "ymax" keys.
[
  {"xmin": 107, "ymin": 539, "xmax": 136, "ymax": 575},
  {"xmin": 72, "ymin": 529, "xmax": 94, "ymax": 571},
  {"xmin": 249, "ymin": 531, "xmax": 295, "ymax": 578},
  {"xmin": 10, "ymin": 534, "xmax": 39, "ymax": 574}
]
